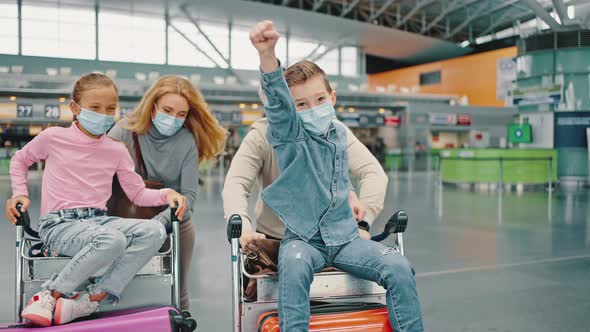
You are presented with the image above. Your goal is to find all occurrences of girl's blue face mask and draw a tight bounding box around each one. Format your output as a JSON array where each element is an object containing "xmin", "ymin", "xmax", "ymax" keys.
[
  {"xmin": 76, "ymin": 104, "xmax": 115, "ymax": 136},
  {"xmin": 297, "ymin": 102, "xmax": 336, "ymax": 135}
]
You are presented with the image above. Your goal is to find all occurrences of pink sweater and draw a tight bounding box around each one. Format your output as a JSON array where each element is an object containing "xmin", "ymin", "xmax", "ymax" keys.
[{"xmin": 10, "ymin": 124, "xmax": 168, "ymax": 216}]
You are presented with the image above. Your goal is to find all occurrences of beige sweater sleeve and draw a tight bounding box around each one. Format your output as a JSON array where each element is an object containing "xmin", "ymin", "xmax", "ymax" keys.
[
  {"xmin": 221, "ymin": 129, "xmax": 267, "ymax": 233},
  {"xmin": 344, "ymin": 125, "xmax": 388, "ymax": 225}
]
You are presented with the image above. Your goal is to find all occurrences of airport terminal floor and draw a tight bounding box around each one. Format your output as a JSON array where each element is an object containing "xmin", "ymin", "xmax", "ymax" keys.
[{"xmin": 1, "ymin": 171, "xmax": 588, "ymax": 331}]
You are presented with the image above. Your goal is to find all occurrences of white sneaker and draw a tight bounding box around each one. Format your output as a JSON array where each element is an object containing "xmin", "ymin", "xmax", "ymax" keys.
[
  {"xmin": 21, "ymin": 290, "xmax": 56, "ymax": 327},
  {"xmin": 54, "ymin": 292, "xmax": 99, "ymax": 325}
]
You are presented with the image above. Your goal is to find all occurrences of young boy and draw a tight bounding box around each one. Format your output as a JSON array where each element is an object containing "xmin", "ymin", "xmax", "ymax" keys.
[{"xmin": 249, "ymin": 21, "xmax": 424, "ymax": 332}]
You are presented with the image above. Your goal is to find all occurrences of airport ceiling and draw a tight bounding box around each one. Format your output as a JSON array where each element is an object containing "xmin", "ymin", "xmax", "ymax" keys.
[
  {"xmin": 33, "ymin": 0, "xmax": 589, "ymax": 64},
  {"xmin": 182, "ymin": 0, "xmax": 588, "ymax": 63},
  {"xmin": 244, "ymin": 0, "xmax": 587, "ymax": 44}
]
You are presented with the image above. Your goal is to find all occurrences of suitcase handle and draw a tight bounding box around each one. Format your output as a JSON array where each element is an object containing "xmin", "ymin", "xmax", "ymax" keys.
[{"xmin": 310, "ymin": 302, "xmax": 385, "ymax": 314}]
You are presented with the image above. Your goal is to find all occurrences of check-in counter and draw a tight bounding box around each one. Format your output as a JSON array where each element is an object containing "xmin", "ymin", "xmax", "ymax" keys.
[{"xmin": 438, "ymin": 149, "xmax": 557, "ymax": 185}]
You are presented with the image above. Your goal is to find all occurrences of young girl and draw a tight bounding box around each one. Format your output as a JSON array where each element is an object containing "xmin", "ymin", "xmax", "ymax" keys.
[
  {"xmin": 6, "ymin": 73, "xmax": 188, "ymax": 327},
  {"xmin": 108, "ymin": 75, "xmax": 227, "ymax": 310}
]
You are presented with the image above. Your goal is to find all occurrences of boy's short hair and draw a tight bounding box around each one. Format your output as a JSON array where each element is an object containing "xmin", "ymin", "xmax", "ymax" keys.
[{"xmin": 284, "ymin": 60, "xmax": 332, "ymax": 93}]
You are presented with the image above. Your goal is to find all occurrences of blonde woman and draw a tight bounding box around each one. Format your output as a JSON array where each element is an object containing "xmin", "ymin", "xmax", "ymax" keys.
[{"xmin": 108, "ymin": 75, "xmax": 227, "ymax": 310}]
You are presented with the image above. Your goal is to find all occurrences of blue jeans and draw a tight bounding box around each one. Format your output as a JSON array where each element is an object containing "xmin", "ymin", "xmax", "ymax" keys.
[
  {"xmin": 38, "ymin": 208, "xmax": 167, "ymax": 302},
  {"xmin": 278, "ymin": 230, "xmax": 424, "ymax": 332}
]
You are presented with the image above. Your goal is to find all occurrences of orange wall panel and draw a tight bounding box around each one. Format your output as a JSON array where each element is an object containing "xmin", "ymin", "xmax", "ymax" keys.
[{"xmin": 368, "ymin": 47, "xmax": 517, "ymax": 107}]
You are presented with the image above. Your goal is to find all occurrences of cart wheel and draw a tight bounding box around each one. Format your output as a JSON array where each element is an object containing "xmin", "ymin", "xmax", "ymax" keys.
[
  {"xmin": 184, "ymin": 318, "xmax": 197, "ymax": 331},
  {"xmin": 181, "ymin": 310, "xmax": 191, "ymax": 319}
]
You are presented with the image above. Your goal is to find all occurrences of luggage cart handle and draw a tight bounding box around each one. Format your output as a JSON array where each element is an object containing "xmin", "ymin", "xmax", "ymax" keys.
[
  {"xmin": 227, "ymin": 214, "xmax": 242, "ymax": 242},
  {"xmin": 370, "ymin": 210, "xmax": 408, "ymax": 242},
  {"xmin": 170, "ymin": 203, "xmax": 180, "ymax": 223},
  {"xmin": 15, "ymin": 203, "xmax": 38, "ymax": 239},
  {"xmin": 385, "ymin": 210, "xmax": 408, "ymax": 234},
  {"xmin": 227, "ymin": 215, "xmax": 242, "ymax": 332},
  {"xmin": 170, "ymin": 202, "xmax": 182, "ymax": 310}
]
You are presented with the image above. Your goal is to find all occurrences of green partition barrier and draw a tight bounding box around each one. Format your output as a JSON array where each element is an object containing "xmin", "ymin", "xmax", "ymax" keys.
[
  {"xmin": 385, "ymin": 153, "xmax": 404, "ymax": 170},
  {"xmin": 439, "ymin": 149, "xmax": 557, "ymax": 184}
]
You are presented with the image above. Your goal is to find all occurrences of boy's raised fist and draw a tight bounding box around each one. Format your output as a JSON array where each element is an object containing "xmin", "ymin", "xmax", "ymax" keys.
[{"xmin": 250, "ymin": 20, "xmax": 280, "ymax": 55}]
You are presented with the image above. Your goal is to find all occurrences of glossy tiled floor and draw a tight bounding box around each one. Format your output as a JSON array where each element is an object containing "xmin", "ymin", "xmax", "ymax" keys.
[{"xmin": 0, "ymin": 171, "xmax": 589, "ymax": 331}]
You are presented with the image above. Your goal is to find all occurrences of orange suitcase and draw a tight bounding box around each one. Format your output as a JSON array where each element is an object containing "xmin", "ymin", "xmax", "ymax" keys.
[{"xmin": 257, "ymin": 303, "xmax": 392, "ymax": 332}]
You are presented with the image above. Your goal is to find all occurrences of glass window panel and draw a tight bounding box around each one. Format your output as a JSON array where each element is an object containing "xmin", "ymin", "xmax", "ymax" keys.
[
  {"xmin": 0, "ymin": 35, "xmax": 17, "ymax": 54},
  {"xmin": 288, "ymin": 37, "xmax": 319, "ymax": 63},
  {"xmin": 0, "ymin": 2, "xmax": 18, "ymax": 54},
  {"xmin": 315, "ymin": 48, "xmax": 339, "ymax": 75},
  {"xmin": 167, "ymin": 27, "xmax": 216, "ymax": 68},
  {"xmin": 22, "ymin": 2, "xmax": 95, "ymax": 59},
  {"xmin": 99, "ymin": 10, "xmax": 164, "ymax": 63},
  {"xmin": 230, "ymin": 27, "xmax": 259, "ymax": 70}
]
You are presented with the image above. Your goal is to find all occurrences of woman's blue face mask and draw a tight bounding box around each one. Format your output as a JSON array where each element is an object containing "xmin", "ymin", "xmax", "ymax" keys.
[{"xmin": 152, "ymin": 103, "xmax": 186, "ymax": 136}]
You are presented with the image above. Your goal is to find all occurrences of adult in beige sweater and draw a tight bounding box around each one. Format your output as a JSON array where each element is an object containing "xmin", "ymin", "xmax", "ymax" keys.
[{"xmin": 222, "ymin": 117, "xmax": 388, "ymax": 247}]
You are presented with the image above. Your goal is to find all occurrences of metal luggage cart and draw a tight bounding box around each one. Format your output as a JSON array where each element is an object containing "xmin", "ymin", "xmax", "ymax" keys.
[
  {"xmin": 226, "ymin": 211, "xmax": 409, "ymax": 332},
  {"xmin": 14, "ymin": 204, "xmax": 184, "ymax": 323}
]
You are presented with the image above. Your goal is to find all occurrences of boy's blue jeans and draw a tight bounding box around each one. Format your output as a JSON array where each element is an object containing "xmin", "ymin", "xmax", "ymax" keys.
[
  {"xmin": 278, "ymin": 230, "xmax": 424, "ymax": 332},
  {"xmin": 38, "ymin": 208, "xmax": 167, "ymax": 302}
]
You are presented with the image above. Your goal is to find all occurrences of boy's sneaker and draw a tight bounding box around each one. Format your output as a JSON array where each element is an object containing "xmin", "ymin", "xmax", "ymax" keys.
[
  {"xmin": 21, "ymin": 290, "xmax": 56, "ymax": 327},
  {"xmin": 54, "ymin": 292, "xmax": 99, "ymax": 325}
]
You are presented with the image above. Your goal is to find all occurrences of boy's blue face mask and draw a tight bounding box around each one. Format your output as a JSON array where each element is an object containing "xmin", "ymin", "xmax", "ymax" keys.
[
  {"xmin": 297, "ymin": 102, "xmax": 336, "ymax": 135},
  {"xmin": 77, "ymin": 104, "xmax": 115, "ymax": 136},
  {"xmin": 152, "ymin": 104, "xmax": 185, "ymax": 136}
]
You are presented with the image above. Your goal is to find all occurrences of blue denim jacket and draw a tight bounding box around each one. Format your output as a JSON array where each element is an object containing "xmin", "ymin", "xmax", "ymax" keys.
[{"xmin": 259, "ymin": 65, "xmax": 358, "ymax": 246}]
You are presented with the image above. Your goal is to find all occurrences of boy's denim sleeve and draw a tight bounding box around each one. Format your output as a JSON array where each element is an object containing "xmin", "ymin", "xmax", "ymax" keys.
[{"xmin": 260, "ymin": 65, "xmax": 303, "ymax": 142}]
